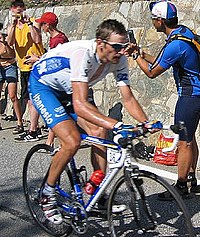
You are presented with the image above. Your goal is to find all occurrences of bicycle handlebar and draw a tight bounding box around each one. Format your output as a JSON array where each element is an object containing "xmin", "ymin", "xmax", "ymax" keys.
[{"xmin": 114, "ymin": 121, "xmax": 187, "ymax": 152}]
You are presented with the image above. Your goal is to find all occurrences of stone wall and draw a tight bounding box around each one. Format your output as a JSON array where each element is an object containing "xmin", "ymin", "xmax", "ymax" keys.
[{"xmin": 1, "ymin": 0, "xmax": 200, "ymax": 144}]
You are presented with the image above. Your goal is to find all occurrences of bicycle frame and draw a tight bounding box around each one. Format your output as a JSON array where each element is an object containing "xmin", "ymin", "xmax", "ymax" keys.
[{"xmin": 55, "ymin": 133, "xmax": 131, "ymax": 215}]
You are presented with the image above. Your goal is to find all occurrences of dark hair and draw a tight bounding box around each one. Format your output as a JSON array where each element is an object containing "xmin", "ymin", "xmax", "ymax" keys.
[
  {"xmin": 10, "ymin": 0, "xmax": 25, "ymax": 8},
  {"xmin": 163, "ymin": 17, "xmax": 178, "ymax": 28},
  {"xmin": 96, "ymin": 19, "xmax": 127, "ymax": 40},
  {"xmin": 0, "ymin": 23, "xmax": 3, "ymax": 31}
]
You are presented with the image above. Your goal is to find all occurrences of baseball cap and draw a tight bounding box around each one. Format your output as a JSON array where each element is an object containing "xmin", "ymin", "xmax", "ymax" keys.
[
  {"xmin": 151, "ymin": 1, "xmax": 177, "ymax": 20},
  {"xmin": 35, "ymin": 12, "xmax": 58, "ymax": 25}
]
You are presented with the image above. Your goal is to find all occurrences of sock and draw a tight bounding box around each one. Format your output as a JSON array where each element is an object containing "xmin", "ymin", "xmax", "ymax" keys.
[
  {"xmin": 188, "ymin": 172, "xmax": 196, "ymax": 180},
  {"xmin": 176, "ymin": 180, "xmax": 187, "ymax": 189},
  {"xmin": 42, "ymin": 183, "xmax": 56, "ymax": 196}
]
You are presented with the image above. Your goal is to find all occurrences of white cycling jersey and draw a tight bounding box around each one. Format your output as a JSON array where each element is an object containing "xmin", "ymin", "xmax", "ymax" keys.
[{"xmin": 31, "ymin": 39, "xmax": 130, "ymax": 94}]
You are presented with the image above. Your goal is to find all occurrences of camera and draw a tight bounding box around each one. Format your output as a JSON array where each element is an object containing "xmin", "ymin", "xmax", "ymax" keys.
[
  {"xmin": 1, "ymin": 33, "xmax": 7, "ymax": 38},
  {"xmin": 128, "ymin": 29, "xmax": 136, "ymax": 44},
  {"xmin": 13, "ymin": 14, "xmax": 22, "ymax": 20}
]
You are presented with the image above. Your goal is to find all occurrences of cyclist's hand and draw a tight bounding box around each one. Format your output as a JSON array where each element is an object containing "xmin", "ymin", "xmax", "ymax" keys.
[
  {"xmin": 137, "ymin": 120, "xmax": 163, "ymax": 133},
  {"xmin": 113, "ymin": 122, "xmax": 135, "ymax": 138}
]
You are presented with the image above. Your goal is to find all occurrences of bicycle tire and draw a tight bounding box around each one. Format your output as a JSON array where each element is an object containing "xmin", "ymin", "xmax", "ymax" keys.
[
  {"xmin": 108, "ymin": 170, "xmax": 195, "ymax": 237},
  {"xmin": 23, "ymin": 144, "xmax": 73, "ymax": 237}
]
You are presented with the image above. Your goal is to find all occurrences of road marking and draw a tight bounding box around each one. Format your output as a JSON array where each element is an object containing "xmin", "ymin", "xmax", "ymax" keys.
[{"xmin": 132, "ymin": 162, "xmax": 200, "ymax": 185}]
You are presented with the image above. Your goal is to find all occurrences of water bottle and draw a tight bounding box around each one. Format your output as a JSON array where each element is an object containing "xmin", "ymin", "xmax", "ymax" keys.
[{"xmin": 85, "ymin": 170, "xmax": 105, "ymax": 195}]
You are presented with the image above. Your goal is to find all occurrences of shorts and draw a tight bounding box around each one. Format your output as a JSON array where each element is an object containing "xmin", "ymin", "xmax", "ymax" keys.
[
  {"xmin": 174, "ymin": 96, "xmax": 200, "ymax": 142},
  {"xmin": 0, "ymin": 63, "xmax": 18, "ymax": 83},
  {"xmin": 29, "ymin": 74, "xmax": 95, "ymax": 129}
]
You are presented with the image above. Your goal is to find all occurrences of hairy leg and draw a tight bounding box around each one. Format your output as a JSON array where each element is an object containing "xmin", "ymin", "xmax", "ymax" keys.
[
  {"xmin": 47, "ymin": 119, "xmax": 81, "ymax": 186},
  {"xmin": 77, "ymin": 117, "xmax": 107, "ymax": 173}
]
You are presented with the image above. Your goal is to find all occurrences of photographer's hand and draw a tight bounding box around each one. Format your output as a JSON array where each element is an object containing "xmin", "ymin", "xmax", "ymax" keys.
[{"xmin": 124, "ymin": 43, "xmax": 141, "ymax": 59}]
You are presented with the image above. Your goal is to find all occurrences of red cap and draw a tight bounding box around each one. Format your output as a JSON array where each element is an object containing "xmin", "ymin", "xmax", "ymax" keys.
[{"xmin": 35, "ymin": 12, "xmax": 58, "ymax": 25}]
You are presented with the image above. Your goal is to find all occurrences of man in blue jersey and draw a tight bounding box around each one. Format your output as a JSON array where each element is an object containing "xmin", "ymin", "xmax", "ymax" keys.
[
  {"xmin": 29, "ymin": 19, "xmax": 148, "ymax": 224},
  {"xmin": 130, "ymin": 1, "xmax": 200, "ymax": 200}
]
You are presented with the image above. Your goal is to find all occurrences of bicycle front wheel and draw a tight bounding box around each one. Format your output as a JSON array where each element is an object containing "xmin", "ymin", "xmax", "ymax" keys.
[
  {"xmin": 23, "ymin": 144, "xmax": 73, "ymax": 237},
  {"xmin": 108, "ymin": 170, "xmax": 195, "ymax": 237}
]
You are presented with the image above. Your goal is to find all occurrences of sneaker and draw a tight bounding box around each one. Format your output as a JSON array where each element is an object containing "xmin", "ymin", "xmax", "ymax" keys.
[
  {"xmin": 37, "ymin": 128, "xmax": 43, "ymax": 138},
  {"xmin": 14, "ymin": 131, "xmax": 39, "ymax": 142},
  {"xmin": 13, "ymin": 125, "xmax": 24, "ymax": 134},
  {"xmin": 40, "ymin": 193, "xmax": 63, "ymax": 225},
  {"xmin": 97, "ymin": 194, "xmax": 126, "ymax": 213},
  {"xmin": 158, "ymin": 184, "xmax": 190, "ymax": 201}
]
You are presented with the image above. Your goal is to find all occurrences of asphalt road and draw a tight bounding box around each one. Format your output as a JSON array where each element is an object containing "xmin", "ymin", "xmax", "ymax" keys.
[{"xmin": 0, "ymin": 119, "xmax": 200, "ymax": 237}]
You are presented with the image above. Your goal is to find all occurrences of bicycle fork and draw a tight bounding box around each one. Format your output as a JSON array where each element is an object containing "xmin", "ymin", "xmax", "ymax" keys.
[{"xmin": 124, "ymin": 166, "xmax": 157, "ymax": 234}]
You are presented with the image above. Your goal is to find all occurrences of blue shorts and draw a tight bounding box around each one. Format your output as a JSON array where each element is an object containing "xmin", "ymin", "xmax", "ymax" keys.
[
  {"xmin": 29, "ymin": 74, "xmax": 95, "ymax": 129},
  {"xmin": 174, "ymin": 96, "xmax": 200, "ymax": 142},
  {"xmin": 29, "ymin": 74, "xmax": 77, "ymax": 129},
  {"xmin": 0, "ymin": 63, "xmax": 18, "ymax": 83}
]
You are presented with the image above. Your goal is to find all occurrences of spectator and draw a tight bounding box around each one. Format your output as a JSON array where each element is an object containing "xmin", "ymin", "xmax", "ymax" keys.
[
  {"xmin": 25, "ymin": 11, "xmax": 69, "ymax": 146},
  {"xmin": 7, "ymin": 0, "xmax": 45, "ymax": 141},
  {"xmin": 0, "ymin": 32, "xmax": 23, "ymax": 133},
  {"xmin": 128, "ymin": 1, "xmax": 200, "ymax": 199},
  {"xmin": 36, "ymin": 12, "xmax": 69, "ymax": 49}
]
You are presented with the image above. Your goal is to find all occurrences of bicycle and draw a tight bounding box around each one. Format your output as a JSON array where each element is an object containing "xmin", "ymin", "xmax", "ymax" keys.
[{"xmin": 22, "ymin": 121, "xmax": 196, "ymax": 237}]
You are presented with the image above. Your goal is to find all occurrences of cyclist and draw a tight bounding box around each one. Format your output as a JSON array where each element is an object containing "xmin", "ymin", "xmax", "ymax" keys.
[
  {"xmin": 128, "ymin": 1, "xmax": 200, "ymax": 200},
  {"xmin": 29, "ymin": 19, "xmax": 148, "ymax": 224}
]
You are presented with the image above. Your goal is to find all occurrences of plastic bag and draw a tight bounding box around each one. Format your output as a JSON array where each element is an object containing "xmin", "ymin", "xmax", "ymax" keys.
[{"xmin": 153, "ymin": 133, "xmax": 178, "ymax": 166}]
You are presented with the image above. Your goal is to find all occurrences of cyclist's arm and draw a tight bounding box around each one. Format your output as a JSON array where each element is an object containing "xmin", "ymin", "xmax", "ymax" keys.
[
  {"xmin": 119, "ymin": 85, "xmax": 148, "ymax": 122},
  {"xmin": 72, "ymin": 81, "xmax": 117, "ymax": 130}
]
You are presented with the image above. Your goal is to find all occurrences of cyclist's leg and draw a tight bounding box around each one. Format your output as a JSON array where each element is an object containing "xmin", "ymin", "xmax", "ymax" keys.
[
  {"xmin": 78, "ymin": 117, "xmax": 107, "ymax": 173},
  {"xmin": 48, "ymin": 119, "xmax": 81, "ymax": 186},
  {"xmin": 77, "ymin": 88, "xmax": 107, "ymax": 173},
  {"xmin": 23, "ymin": 144, "xmax": 73, "ymax": 236},
  {"xmin": 29, "ymin": 77, "xmax": 81, "ymax": 224}
]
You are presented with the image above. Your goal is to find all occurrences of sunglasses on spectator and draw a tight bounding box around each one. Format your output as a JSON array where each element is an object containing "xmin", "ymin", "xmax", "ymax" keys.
[{"xmin": 102, "ymin": 40, "xmax": 129, "ymax": 52}]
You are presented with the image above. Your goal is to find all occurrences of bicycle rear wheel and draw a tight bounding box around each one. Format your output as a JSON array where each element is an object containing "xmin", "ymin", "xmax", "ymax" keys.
[
  {"xmin": 23, "ymin": 144, "xmax": 73, "ymax": 237},
  {"xmin": 108, "ymin": 169, "xmax": 195, "ymax": 237}
]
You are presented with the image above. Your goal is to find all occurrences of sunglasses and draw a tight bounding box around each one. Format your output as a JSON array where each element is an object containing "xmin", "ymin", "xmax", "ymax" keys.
[{"xmin": 103, "ymin": 40, "xmax": 129, "ymax": 52}]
